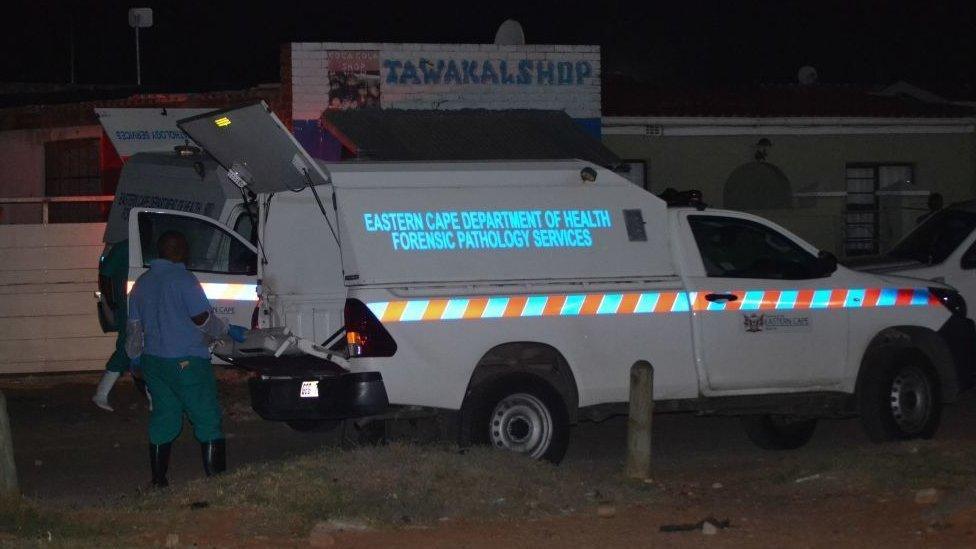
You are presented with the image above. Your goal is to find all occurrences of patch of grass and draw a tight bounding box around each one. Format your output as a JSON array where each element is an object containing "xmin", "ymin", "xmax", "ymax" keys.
[
  {"xmin": 763, "ymin": 442, "xmax": 976, "ymax": 491},
  {"xmin": 0, "ymin": 494, "xmax": 103, "ymax": 543},
  {"xmin": 139, "ymin": 443, "xmax": 658, "ymax": 530},
  {"xmin": 847, "ymin": 445, "xmax": 976, "ymax": 490}
]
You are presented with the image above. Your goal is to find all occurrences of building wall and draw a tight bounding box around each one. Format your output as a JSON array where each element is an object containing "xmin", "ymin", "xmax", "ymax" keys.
[
  {"xmin": 603, "ymin": 131, "xmax": 976, "ymax": 255},
  {"xmin": 288, "ymin": 42, "xmax": 601, "ymax": 159},
  {"xmin": 0, "ymin": 125, "xmax": 102, "ymax": 224}
]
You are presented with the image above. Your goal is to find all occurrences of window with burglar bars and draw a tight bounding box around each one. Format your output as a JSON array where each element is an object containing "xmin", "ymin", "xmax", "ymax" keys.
[
  {"xmin": 44, "ymin": 138, "xmax": 105, "ymax": 223},
  {"xmin": 616, "ymin": 160, "xmax": 649, "ymax": 191},
  {"xmin": 844, "ymin": 163, "xmax": 914, "ymax": 256}
]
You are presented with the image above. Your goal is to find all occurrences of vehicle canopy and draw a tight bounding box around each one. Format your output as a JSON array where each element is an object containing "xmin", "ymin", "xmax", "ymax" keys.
[
  {"xmin": 177, "ymin": 103, "xmax": 675, "ymax": 291},
  {"xmin": 103, "ymin": 153, "xmax": 243, "ymax": 244},
  {"xmin": 326, "ymin": 160, "xmax": 674, "ymax": 286}
]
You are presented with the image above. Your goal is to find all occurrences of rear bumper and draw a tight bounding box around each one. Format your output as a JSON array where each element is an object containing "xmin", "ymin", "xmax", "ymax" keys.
[
  {"xmin": 249, "ymin": 371, "xmax": 389, "ymax": 421},
  {"xmin": 938, "ymin": 315, "xmax": 976, "ymax": 393}
]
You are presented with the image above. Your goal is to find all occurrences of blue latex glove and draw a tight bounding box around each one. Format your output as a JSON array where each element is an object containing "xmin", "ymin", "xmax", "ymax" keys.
[{"xmin": 227, "ymin": 324, "xmax": 248, "ymax": 343}]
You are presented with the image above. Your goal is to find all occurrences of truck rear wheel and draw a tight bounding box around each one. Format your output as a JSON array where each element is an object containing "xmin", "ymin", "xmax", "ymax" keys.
[
  {"xmin": 459, "ymin": 374, "xmax": 570, "ymax": 463},
  {"xmin": 859, "ymin": 352, "xmax": 942, "ymax": 442},
  {"xmin": 741, "ymin": 415, "xmax": 818, "ymax": 450}
]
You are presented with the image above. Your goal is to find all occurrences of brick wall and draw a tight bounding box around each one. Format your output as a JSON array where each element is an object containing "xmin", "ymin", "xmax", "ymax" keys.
[{"xmin": 289, "ymin": 42, "xmax": 601, "ymax": 122}]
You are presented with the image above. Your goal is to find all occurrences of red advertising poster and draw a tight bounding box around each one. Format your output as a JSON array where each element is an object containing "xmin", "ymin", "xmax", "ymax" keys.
[{"xmin": 326, "ymin": 50, "xmax": 381, "ymax": 110}]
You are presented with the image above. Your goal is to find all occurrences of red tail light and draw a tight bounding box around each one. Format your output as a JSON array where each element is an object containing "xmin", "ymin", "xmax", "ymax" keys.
[{"xmin": 344, "ymin": 299, "xmax": 397, "ymax": 357}]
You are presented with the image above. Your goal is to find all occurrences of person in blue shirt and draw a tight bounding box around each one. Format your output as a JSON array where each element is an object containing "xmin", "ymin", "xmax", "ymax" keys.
[{"xmin": 126, "ymin": 230, "xmax": 247, "ymax": 487}]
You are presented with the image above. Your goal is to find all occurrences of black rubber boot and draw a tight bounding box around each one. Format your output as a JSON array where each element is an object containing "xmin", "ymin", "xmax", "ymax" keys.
[
  {"xmin": 201, "ymin": 439, "xmax": 226, "ymax": 477},
  {"xmin": 149, "ymin": 442, "xmax": 171, "ymax": 488}
]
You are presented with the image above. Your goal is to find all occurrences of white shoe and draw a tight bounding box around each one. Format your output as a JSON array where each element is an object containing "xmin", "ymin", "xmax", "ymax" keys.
[
  {"xmin": 92, "ymin": 395, "xmax": 114, "ymax": 412},
  {"xmin": 92, "ymin": 371, "xmax": 121, "ymax": 412}
]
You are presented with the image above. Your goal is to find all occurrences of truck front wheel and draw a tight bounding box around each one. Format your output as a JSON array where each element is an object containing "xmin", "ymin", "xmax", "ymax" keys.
[
  {"xmin": 741, "ymin": 415, "xmax": 818, "ymax": 450},
  {"xmin": 459, "ymin": 374, "xmax": 570, "ymax": 463},
  {"xmin": 859, "ymin": 353, "xmax": 942, "ymax": 442}
]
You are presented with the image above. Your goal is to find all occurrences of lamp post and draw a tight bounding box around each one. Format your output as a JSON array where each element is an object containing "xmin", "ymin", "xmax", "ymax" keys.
[{"xmin": 128, "ymin": 8, "xmax": 153, "ymax": 86}]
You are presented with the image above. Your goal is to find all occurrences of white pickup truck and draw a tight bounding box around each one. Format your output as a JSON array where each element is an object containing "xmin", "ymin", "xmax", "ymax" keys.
[{"xmin": 124, "ymin": 103, "xmax": 974, "ymax": 463}]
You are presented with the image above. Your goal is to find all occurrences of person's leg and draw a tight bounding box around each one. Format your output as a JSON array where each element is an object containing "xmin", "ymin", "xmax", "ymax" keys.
[
  {"xmin": 178, "ymin": 358, "xmax": 225, "ymax": 476},
  {"xmin": 93, "ymin": 320, "xmax": 130, "ymax": 411},
  {"xmin": 141, "ymin": 356, "xmax": 185, "ymax": 486},
  {"xmin": 93, "ymin": 347, "xmax": 129, "ymax": 413},
  {"xmin": 92, "ymin": 369, "xmax": 121, "ymax": 412}
]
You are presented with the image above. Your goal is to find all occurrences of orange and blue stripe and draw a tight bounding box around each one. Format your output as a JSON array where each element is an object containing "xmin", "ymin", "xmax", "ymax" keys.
[{"xmin": 367, "ymin": 288, "xmax": 937, "ymax": 323}]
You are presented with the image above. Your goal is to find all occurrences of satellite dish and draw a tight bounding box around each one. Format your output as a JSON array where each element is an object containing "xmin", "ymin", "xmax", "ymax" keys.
[
  {"xmin": 494, "ymin": 19, "xmax": 526, "ymax": 45},
  {"xmin": 797, "ymin": 65, "xmax": 818, "ymax": 85}
]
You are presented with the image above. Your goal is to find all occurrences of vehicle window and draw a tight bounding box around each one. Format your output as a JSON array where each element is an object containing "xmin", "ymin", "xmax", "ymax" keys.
[
  {"xmin": 233, "ymin": 210, "xmax": 258, "ymax": 245},
  {"xmin": 688, "ymin": 215, "xmax": 823, "ymax": 279},
  {"xmin": 887, "ymin": 209, "xmax": 976, "ymax": 265},
  {"xmin": 138, "ymin": 212, "xmax": 256, "ymax": 275}
]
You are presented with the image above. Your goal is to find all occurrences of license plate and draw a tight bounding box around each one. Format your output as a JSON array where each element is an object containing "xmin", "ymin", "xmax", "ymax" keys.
[{"xmin": 299, "ymin": 381, "xmax": 319, "ymax": 398}]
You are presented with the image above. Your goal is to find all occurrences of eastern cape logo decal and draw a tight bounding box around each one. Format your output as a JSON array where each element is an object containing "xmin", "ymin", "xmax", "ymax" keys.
[
  {"xmin": 743, "ymin": 313, "xmax": 811, "ymax": 333},
  {"xmin": 743, "ymin": 313, "xmax": 765, "ymax": 333}
]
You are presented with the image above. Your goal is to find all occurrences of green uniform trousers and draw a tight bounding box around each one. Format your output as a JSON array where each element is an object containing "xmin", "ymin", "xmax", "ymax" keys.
[
  {"xmin": 105, "ymin": 323, "xmax": 130, "ymax": 374},
  {"xmin": 102, "ymin": 241, "xmax": 130, "ymax": 374},
  {"xmin": 141, "ymin": 355, "xmax": 223, "ymax": 444}
]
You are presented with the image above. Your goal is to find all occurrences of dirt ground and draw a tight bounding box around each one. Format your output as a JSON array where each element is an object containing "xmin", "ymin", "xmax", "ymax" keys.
[{"xmin": 3, "ymin": 371, "xmax": 976, "ymax": 547}]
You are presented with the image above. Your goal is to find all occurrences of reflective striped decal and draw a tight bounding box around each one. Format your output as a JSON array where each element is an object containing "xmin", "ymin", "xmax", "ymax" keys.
[
  {"xmin": 367, "ymin": 288, "xmax": 938, "ymax": 323},
  {"xmin": 126, "ymin": 280, "xmax": 258, "ymax": 302}
]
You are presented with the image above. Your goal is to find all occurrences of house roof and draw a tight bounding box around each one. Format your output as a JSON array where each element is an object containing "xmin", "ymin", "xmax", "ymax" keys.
[
  {"xmin": 603, "ymin": 81, "xmax": 976, "ymax": 118},
  {"xmin": 0, "ymin": 84, "xmax": 283, "ymax": 132},
  {"xmin": 322, "ymin": 109, "xmax": 621, "ymax": 167}
]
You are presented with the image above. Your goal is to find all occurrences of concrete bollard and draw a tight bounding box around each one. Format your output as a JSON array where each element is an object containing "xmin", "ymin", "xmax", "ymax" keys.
[
  {"xmin": 0, "ymin": 391, "xmax": 17, "ymax": 494},
  {"xmin": 625, "ymin": 360, "xmax": 654, "ymax": 480}
]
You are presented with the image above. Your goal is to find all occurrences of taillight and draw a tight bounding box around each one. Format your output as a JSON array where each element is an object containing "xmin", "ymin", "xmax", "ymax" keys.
[
  {"xmin": 344, "ymin": 299, "xmax": 397, "ymax": 357},
  {"xmin": 250, "ymin": 304, "xmax": 260, "ymax": 330}
]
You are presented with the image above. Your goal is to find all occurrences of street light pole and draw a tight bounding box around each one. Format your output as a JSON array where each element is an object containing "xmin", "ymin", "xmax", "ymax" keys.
[
  {"xmin": 128, "ymin": 8, "xmax": 153, "ymax": 87},
  {"xmin": 135, "ymin": 25, "xmax": 141, "ymax": 86}
]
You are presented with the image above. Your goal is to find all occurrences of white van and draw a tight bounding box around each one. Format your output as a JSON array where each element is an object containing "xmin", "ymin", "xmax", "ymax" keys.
[{"xmin": 125, "ymin": 103, "xmax": 974, "ymax": 463}]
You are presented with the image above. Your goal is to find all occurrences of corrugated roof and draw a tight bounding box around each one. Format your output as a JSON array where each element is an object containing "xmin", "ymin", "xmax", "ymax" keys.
[
  {"xmin": 323, "ymin": 109, "xmax": 621, "ymax": 167},
  {"xmin": 603, "ymin": 81, "xmax": 976, "ymax": 118}
]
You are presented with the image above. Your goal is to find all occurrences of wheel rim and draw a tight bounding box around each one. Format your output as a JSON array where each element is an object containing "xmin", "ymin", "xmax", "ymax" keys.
[
  {"xmin": 489, "ymin": 393, "xmax": 553, "ymax": 459},
  {"xmin": 889, "ymin": 365, "xmax": 933, "ymax": 434}
]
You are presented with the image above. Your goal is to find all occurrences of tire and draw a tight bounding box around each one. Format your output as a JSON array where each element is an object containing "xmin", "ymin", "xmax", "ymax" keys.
[
  {"xmin": 285, "ymin": 419, "xmax": 341, "ymax": 433},
  {"xmin": 459, "ymin": 374, "xmax": 570, "ymax": 463},
  {"xmin": 741, "ymin": 415, "xmax": 818, "ymax": 450},
  {"xmin": 859, "ymin": 349, "xmax": 942, "ymax": 442}
]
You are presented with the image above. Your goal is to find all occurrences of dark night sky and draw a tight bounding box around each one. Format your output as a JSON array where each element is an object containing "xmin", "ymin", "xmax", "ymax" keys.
[{"xmin": 3, "ymin": 0, "xmax": 976, "ymax": 95}]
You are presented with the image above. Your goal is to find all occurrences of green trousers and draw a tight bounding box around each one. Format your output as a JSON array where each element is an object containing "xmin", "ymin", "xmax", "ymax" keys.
[
  {"xmin": 141, "ymin": 355, "xmax": 223, "ymax": 444},
  {"xmin": 105, "ymin": 307, "xmax": 130, "ymax": 374}
]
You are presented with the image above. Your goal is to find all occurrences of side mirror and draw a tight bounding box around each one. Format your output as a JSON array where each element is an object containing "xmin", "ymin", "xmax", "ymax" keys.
[{"xmin": 817, "ymin": 250, "xmax": 838, "ymax": 276}]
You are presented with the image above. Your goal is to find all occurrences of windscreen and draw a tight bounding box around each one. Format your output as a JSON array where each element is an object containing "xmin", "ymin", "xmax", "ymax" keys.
[{"xmin": 887, "ymin": 209, "xmax": 976, "ymax": 264}]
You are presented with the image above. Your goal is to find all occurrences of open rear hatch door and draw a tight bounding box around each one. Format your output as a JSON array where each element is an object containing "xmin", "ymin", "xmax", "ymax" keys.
[
  {"xmin": 177, "ymin": 101, "xmax": 331, "ymax": 193},
  {"xmin": 178, "ymin": 102, "xmax": 348, "ymax": 363}
]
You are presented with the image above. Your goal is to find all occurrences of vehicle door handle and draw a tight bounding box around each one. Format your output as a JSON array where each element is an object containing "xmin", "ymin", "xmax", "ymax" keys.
[{"xmin": 704, "ymin": 293, "xmax": 738, "ymax": 302}]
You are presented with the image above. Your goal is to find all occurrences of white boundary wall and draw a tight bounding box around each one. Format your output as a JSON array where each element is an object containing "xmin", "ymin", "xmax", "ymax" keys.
[{"xmin": 0, "ymin": 223, "xmax": 111, "ymax": 374}]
